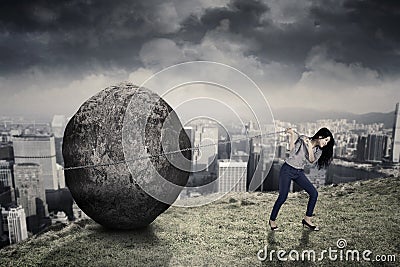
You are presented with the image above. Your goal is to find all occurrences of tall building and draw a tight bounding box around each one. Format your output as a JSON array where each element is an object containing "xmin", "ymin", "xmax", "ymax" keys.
[
  {"xmin": 193, "ymin": 125, "xmax": 218, "ymax": 172},
  {"xmin": 356, "ymin": 136, "xmax": 367, "ymax": 162},
  {"xmin": 1, "ymin": 207, "xmax": 9, "ymax": 233},
  {"xmin": 13, "ymin": 135, "xmax": 58, "ymax": 190},
  {"xmin": 184, "ymin": 126, "xmax": 195, "ymax": 172},
  {"xmin": 366, "ymin": 134, "xmax": 386, "ymax": 162},
  {"xmin": 7, "ymin": 205, "xmax": 28, "ymax": 244},
  {"xmin": 0, "ymin": 160, "xmax": 13, "ymax": 189},
  {"xmin": 0, "ymin": 142, "xmax": 14, "ymax": 161},
  {"xmin": 54, "ymin": 137, "xmax": 64, "ymax": 166},
  {"xmin": 231, "ymin": 151, "xmax": 249, "ymax": 162},
  {"xmin": 51, "ymin": 115, "xmax": 68, "ymax": 166},
  {"xmin": 0, "ymin": 207, "xmax": 3, "ymax": 237},
  {"xmin": 184, "ymin": 126, "xmax": 194, "ymax": 148},
  {"xmin": 0, "ymin": 160, "xmax": 15, "ymax": 206},
  {"xmin": 275, "ymin": 144, "xmax": 287, "ymax": 159},
  {"xmin": 392, "ymin": 102, "xmax": 400, "ymax": 163},
  {"xmin": 217, "ymin": 160, "xmax": 247, "ymax": 193},
  {"xmin": 217, "ymin": 135, "xmax": 231, "ymax": 160},
  {"xmin": 14, "ymin": 163, "xmax": 48, "ymax": 233},
  {"xmin": 51, "ymin": 115, "xmax": 67, "ymax": 138},
  {"xmin": 246, "ymin": 123, "xmax": 276, "ymax": 192},
  {"xmin": 247, "ymin": 137, "xmax": 261, "ymax": 189},
  {"xmin": 230, "ymin": 134, "xmax": 249, "ymax": 154},
  {"xmin": 262, "ymin": 159, "xmax": 283, "ymax": 191},
  {"xmin": 56, "ymin": 164, "xmax": 66, "ymax": 189},
  {"xmin": 0, "ymin": 205, "xmax": 10, "ymax": 247}
]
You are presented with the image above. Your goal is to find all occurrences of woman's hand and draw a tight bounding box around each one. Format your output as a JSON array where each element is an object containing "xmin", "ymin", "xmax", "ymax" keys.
[
  {"xmin": 301, "ymin": 136, "xmax": 311, "ymax": 145},
  {"xmin": 286, "ymin": 128, "xmax": 295, "ymax": 135}
]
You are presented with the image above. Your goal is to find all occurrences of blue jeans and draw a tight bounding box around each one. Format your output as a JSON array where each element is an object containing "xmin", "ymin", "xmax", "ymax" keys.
[{"xmin": 269, "ymin": 162, "xmax": 318, "ymax": 221}]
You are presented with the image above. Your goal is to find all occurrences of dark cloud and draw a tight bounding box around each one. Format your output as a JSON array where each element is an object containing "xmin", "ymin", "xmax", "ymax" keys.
[
  {"xmin": 1, "ymin": 0, "xmax": 399, "ymax": 78},
  {"xmin": 0, "ymin": 0, "xmax": 398, "ymax": 118},
  {"xmin": 177, "ymin": 0, "xmax": 319, "ymax": 69},
  {"xmin": 344, "ymin": 0, "xmax": 400, "ymax": 42},
  {"xmin": 179, "ymin": 0, "xmax": 400, "ymax": 76},
  {"xmin": 179, "ymin": 0, "xmax": 270, "ymax": 44},
  {"xmin": 0, "ymin": 0, "xmax": 174, "ymax": 75},
  {"xmin": 309, "ymin": 0, "xmax": 400, "ymax": 75}
]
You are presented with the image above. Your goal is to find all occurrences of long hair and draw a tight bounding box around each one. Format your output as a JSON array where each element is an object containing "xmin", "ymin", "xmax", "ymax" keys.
[{"xmin": 311, "ymin": 127, "xmax": 335, "ymax": 169}]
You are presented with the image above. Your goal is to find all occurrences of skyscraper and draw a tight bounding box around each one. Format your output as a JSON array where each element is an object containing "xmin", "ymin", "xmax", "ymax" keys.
[
  {"xmin": 392, "ymin": 102, "xmax": 400, "ymax": 163},
  {"xmin": 217, "ymin": 135, "xmax": 231, "ymax": 160},
  {"xmin": 184, "ymin": 126, "xmax": 194, "ymax": 148},
  {"xmin": 366, "ymin": 134, "xmax": 386, "ymax": 162},
  {"xmin": 0, "ymin": 205, "xmax": 9, "ymax": 247},
  {"xmin": 0, "ymin": 207, "xmax": 3, "ymax": 237},
  {"xmin": 0, "ymin": 160, "xmax": 13, "ymax": 189},
  {"xmin": 193, "ymin": 125, "xmax": 218, "ymax": 172},
  {"xmin": 7, "ymin": 205, "xmax": 28, "ymax": 244},
  {"xmin": 14, "ymin": 163, "xmax": 48, "ymax": 233},
  {"xmin": 13, "ymin": 135, "xmax": 58, "ymax": 190},
  {"xmin": 51, "ymin": 115, "xmax": 67, "ymax": 138},
  {"xmin": 230, "ymin": 134, "xmax": 249, "ymax": 154},
  {"xmin": 0, "ymin": 142, "xmax": 14, "ymax": 161},
  {"xmin": 184, "ymin": 126, "xmax": 195, "ymax": 172},
  {"xmin": 1, "ymin": 207, "xmax": 9, "ymax": 233},
  {"xmin": 0, "ymin": 160, "xmax": 15, "ymax": 206},
  {"xmin": 56, "ymin": 164, "xmax": 66, "ymax": 189},
  {"xmin": 14, "ymin": 163, "xmax": 48, "ymax": 216},
  {"xmin": 356, "ymin": 136, "xmax": 367, "ymax": 162},
  {"xmin": 51, "ymin": 115, "xmax": 67, "ymax": 166},
  {"xmin": 247, "ymin": 137, "xmax": 261, "ymax": 189},
  {"xmin": 217, "ymin": 160, "xmax": 247, "ymax": 193}
]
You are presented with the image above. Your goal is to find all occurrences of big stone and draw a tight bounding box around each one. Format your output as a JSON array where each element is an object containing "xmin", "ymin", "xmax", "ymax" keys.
[{"xmin": 62, "ymin": 82, "xmax": 191, "ymax": 229}]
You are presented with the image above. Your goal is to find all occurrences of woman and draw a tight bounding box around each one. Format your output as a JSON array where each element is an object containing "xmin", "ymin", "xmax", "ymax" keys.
[{"xmin": 268, "ymin": 127, "xmax": 334, "ymax": 231}]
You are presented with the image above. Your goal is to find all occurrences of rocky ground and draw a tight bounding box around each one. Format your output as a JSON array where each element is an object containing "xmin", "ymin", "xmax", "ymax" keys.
[{"xmin": 0, "ymin": 176, "xmax": 399, "ymax": 266}]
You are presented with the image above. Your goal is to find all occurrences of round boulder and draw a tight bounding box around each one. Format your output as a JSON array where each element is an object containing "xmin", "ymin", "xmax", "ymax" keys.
[{"xmin": 62, "ymin": 82, "xmax": 191, "ymax": 229}]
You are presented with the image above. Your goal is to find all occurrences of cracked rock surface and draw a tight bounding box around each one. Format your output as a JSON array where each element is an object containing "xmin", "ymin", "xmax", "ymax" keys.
[{"xmin": 62, "ymin": 82, "xmax": 191, "ymax": 229}]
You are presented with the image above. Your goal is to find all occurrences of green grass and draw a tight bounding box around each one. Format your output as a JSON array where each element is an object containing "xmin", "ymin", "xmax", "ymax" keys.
[{"xmin": 1, "ymin": 176, "xmax": 399, "ymax": 266}]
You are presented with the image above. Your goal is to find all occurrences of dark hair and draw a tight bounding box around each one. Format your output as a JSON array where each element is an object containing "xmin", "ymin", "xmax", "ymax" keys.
[{"xmin": 311, "ymin": 127, "xmax": 335, "ymax": 169}]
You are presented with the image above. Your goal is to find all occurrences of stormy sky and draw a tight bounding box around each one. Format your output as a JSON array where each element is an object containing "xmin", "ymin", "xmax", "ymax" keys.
[{"xmin": 0, "ymin": 0, "xmax": 399, "ymax": 121}]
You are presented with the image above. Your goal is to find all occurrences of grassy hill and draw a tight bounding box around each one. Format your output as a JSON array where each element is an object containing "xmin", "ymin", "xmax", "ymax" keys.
[{"xmin": 1, "ymin": 176, "xmax": 399, "ymax": 266}]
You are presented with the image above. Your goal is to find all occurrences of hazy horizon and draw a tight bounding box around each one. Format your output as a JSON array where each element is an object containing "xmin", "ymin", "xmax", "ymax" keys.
[{"xmin": 0, "ymin": 105, "xmax": 394, "ymax": 126}]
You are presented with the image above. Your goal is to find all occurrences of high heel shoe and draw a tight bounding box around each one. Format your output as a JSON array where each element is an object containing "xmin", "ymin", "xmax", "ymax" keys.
[
  {"xmin": 269, "ymin": 220, "xmax": 279, "ymax": 231},
  {"xmin": 302, "ymin": 219, "xmax": 319, "ymax": 231}
]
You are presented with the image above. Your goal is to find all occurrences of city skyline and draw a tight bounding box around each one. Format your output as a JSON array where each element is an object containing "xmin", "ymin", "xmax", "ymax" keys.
[
  {"xmin": 0, "ymin": 0, "xmax": 399, "ymax": 120},
  {"xmin": 1, "ymin": 106, "xmax": 398, "ymax": 247}
]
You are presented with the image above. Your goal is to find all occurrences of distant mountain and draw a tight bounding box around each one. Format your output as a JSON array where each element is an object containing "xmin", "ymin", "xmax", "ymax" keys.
[
  {"xmin": 351, "ymin": 111, "xmax": 395, "ymax": 128},
  {"xmin": 273, "ymin": 107, "xmax": 395, "ymax": 128}
]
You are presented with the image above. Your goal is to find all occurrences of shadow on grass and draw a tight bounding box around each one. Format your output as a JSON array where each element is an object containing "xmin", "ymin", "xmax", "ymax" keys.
[
  {"xmin": 36, "ymin": 222, "xmax": 173, "ymax": 266},
  {"xmin": 90, "ymin": 223, "xmax": 158, "ymax": 242},
  {"xmin": 267, "ymin": 231, "xmax": 280, "ymax": 249},
  {"xmin": 260, "ymin": 228, "xmax": 315, "ymax": 266},
  {"xmin": 298, "ymin": 228, "xmax": 311, "ymax": 249},
  {"xmin": 259, "ymin": 231, "xmax": 282, "ymax": 266}
]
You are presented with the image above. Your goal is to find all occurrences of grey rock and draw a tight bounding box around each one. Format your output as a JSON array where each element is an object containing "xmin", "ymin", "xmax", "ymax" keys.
[{"xmin": 62, "ymin": 82, "xmax": 191, "ymax": 229}]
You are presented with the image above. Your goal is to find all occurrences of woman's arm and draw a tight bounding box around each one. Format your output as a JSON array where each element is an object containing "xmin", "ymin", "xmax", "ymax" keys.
[{"xmin": 302, "ymin": 137, "xmax": 316, "ymax": 163}]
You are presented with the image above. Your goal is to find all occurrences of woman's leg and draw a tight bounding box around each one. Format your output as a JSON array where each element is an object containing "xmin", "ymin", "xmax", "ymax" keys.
[
  {"xmin": 294, "ymin": 171, "xmax": 318, "ymax": 217},
  {"xmin": 269, "ymin": 164, "xmax": 294, "ymax": 221}
]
